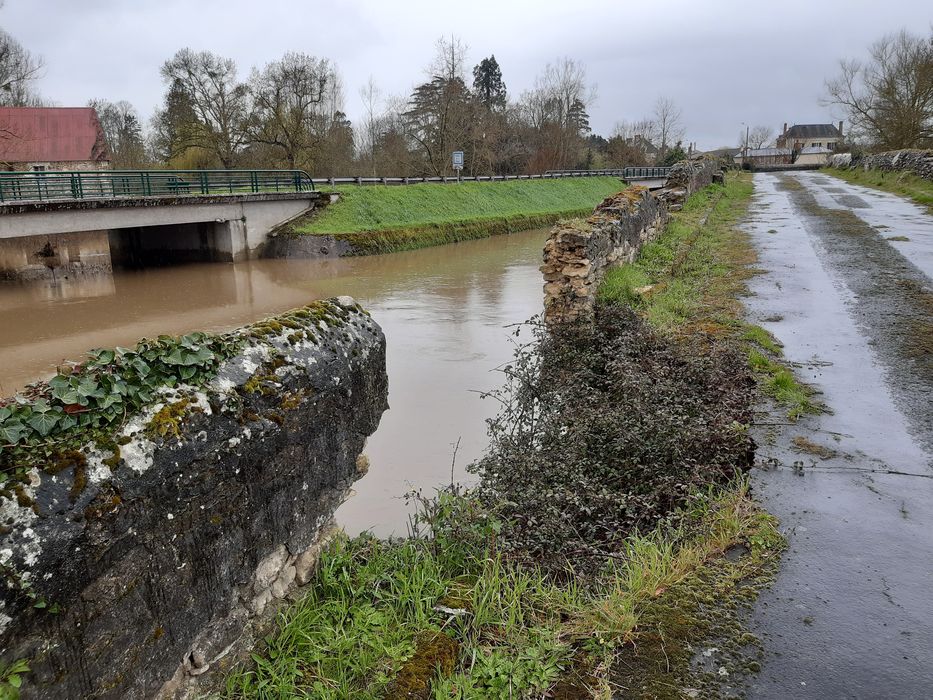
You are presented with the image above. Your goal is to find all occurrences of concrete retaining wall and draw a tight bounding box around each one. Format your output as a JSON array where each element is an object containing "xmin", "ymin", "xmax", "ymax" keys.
[
  {"xmin": 542, "ymin": 159, "xmax": 721, "ymax": 324},
  {"xmin": 0, "ymin": 230, "xmax": 112, "ymax": 281},
  {"xmin": 0, "ymin": 298, "xmax": 388, "ymax": 699}
]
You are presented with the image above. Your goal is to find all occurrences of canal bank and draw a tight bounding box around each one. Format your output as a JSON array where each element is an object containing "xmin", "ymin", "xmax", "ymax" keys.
[{"xmin": 264, "ymin": 176, "xmax": 625, "ymax": 257}]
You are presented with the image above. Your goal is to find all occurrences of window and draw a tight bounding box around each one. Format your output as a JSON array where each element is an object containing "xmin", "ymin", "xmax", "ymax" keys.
[{"xmin": 31, "ymin": 165, "xmax": 47, "ymax": 172}]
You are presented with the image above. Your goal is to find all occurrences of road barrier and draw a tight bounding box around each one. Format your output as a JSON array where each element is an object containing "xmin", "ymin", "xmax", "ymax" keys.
[{"xmin": 0, "ymin": 169, "xmax": 315, "ymax": 204}]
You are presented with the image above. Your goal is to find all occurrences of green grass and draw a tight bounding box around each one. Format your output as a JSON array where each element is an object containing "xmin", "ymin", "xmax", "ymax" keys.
[
  {"xmin": 598, "ymin": 174, "xmax": 753, "ymax": 331},
  {"xmin": 224, "ymin": 484, "xmax": 783, "ymax": 699},
  {"xmin": 282, "ymin": 177, "xmax": 625, "ymax": 254},
  {"xmin": 598, "ymin": 172, "xmax": 820, "ymax": 420},
  {"xmin": 824, "ymin": 166, "xmax": 933, "ymax": 212}
]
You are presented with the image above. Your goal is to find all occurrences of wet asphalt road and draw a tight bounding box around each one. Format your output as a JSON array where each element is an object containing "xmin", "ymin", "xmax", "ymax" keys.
[{"xmin": 743, "ymin": 172, "xmax": 933, "ymax": 699}]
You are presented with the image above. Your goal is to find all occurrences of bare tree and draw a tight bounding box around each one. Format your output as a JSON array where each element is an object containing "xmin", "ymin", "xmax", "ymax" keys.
[
  {"xmin": 248, "ymin": 52, "xmax": 334, "ymax": 170},
  {"xmin": 160, "ymin": 49, "xmax": 249, "ymax": 167},
  {"xmin": 653, "ymin": 96, "xmax": 684, "ymax": 159},
  {"xmin": 89, "ymin": 99, "xmax": 148, "ymax": 168},
  {"xmin": 0, "ymin": 28, "xmax": 42, "ymax": 106},
  {"xmin": 740, "ymin": 125, "xmax": 774, "ymax": 149},
  {"xmin": 521, "ymin": 57, "xmax": 597, "ymax": 170},
  {"xmin": 356, "ymin": 77, "xmax": 383, "ymax": 175},
  {"xmin": 825, "ymin": 29, "xmax": 933, "ymax": 149},
  {"xmin": 404, "ymin": 36, "xmax": 474, "ymax": 176}
]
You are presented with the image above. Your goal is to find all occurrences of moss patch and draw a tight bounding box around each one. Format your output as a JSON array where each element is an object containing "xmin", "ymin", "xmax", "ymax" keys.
[
  {"xmin": 385, "ymin": 631, "xmax": 459, "ymax": 699},
  {"xmin": 145, "ymin": 398, "xmax": 195, "ymax": 440}
]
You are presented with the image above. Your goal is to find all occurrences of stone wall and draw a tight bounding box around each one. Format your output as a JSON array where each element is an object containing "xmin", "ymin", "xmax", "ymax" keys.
[
  {"xmin": 855, "ymin": 149, "xmax": 933, "ymax": 180},
  {"xmin": 656, "ymin": 158, "xmax": 723, "ymax": 211},
  {"xmin": 0, "ymin": 298, "xmax": 388, "ymax": 699},
  {"xmin": 541, "ymin": 158, "xmax": 722, "ymax": 324},
  {"xmin": 542, "ymin": 187, "xmax": 667, "ymax": 324}
]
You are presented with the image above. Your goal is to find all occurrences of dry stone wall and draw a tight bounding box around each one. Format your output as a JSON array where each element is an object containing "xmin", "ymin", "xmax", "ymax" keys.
[
  {"xmin": 855, "ymin": 149, "xmax": 933, "ymax": 180},
  {"xmin": 542, "ymin": 158, "xmax": 722, "ymax": 324},
  {"xmin": 0, "ymin": 298, "xmax": 388, "ymax": 699}
]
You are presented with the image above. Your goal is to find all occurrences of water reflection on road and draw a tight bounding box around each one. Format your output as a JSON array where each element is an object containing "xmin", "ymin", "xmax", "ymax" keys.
[{"xmin": 0, "ymin": 230, "xmax": 549, "ymax": 536}]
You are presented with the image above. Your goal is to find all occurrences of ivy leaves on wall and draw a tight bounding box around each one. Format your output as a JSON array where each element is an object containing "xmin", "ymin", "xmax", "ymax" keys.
[{"xmin": 0, "ymin": 331, "xmax": 243, "ymax": 481}]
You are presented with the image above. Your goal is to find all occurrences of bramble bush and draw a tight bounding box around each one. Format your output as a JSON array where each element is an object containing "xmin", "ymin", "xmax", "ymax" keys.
[{"xmin": 472, "ymin": 305, "xmax": 756, "ymax": 574}]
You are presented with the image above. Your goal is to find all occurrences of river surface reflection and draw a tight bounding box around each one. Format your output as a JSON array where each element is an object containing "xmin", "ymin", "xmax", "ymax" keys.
[{"xmin": 0, "ymin": 230, "xmax": 548, "ymax": 536}]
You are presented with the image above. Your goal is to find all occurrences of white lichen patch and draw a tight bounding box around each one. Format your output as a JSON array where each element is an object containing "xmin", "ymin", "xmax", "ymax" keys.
[
  {"xmin": 113, "ymin": 405, "xmax": 160, "ymax": 475},
  {"xmin": 85, "ymin": 451, "xmax": 110, "ymax": 485},
  {"xmin": 0, "ymin": 468, "xmax": 39, "ymax": 534}
]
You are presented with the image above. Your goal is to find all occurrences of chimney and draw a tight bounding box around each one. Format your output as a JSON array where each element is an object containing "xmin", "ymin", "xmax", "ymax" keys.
[
  {"xmin": 782, "ymin": 122, "xmax": 787, "ymax": 135},
  {"xmin": 838, "ymin": 120, "xmax": 843, "ymax": 136}
]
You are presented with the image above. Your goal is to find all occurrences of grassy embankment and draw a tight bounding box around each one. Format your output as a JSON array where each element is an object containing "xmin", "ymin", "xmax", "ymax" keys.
[
  {"xmin": 599, "ymin": 172, "xmax": 820, "ymax": 419},
  {"xmin": 823, "ymin": 166, "xmax": 933, "ymax": 212},
  {"xmin": 281, "ymin": 177, "xmax": 625, "ymax": 254}
]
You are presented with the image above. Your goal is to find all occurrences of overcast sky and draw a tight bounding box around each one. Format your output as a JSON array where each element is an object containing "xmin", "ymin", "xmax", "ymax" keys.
[{"xmin": 2, "ymin": 0, "xmax": 930, "ymax": 151}]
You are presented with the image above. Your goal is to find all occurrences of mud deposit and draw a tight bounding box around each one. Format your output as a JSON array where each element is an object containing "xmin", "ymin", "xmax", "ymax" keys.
[{"xmin": 742, "ymin": 172, "xmax": 933, "ymax": 698}]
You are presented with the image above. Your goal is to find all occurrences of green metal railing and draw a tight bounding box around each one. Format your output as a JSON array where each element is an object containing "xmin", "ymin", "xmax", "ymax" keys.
[{"xmin": 0, "ymin": 169, "xmax": 315, "ymax": 204}]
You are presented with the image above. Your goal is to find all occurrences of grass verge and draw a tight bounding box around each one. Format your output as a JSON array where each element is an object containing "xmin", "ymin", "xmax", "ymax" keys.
[
  {"xmin": 823, "ymin": 166, "xmax": 933, "ymax": 212},
  {"xmin": 224, "ymin": 483, "xmax": 782, "ymax": 700},
  {"xmin": 279, "ymin": 177, "xmax": 625, "ymax": 255},
  {"xmin": 598, "ymin": 172, "xmax": 820, "ymax": 419}
]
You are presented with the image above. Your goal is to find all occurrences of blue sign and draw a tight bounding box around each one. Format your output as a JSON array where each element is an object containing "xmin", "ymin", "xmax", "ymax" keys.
[{"xmin": 452, "ymin": 151, "xmax": 464, "ymax": 169}]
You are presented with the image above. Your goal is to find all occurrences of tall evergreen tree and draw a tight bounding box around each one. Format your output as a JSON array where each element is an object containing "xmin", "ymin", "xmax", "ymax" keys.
[{"xmin": 472, "ymin": 55, "xmax": 507, "ymax": 110}]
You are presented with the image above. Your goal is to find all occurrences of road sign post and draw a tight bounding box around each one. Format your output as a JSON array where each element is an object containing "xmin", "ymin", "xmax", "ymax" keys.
[{"xmin": 452, "ymin": 151, "xmax": 464, "ymax": 182}]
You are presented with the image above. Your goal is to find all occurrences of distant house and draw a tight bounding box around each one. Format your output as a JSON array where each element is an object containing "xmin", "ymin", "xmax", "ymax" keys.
[
  {"xmin": 623, "ymin": 134, "xmax": 660, "ymax": 163},
  {"xmin": 776, "ymin": 122, "xmax": 844, "ymax": 153},
  {"xmin": 0, "ymin": 107, "xmax": 111, "ymax": 171},
  {"xmin": 733, "ymin": 147, "xmax": 793, "ymax": 167}
]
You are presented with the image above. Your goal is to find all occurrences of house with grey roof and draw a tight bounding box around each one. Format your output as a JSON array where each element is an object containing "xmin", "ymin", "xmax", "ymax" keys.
[{"xmin": 776, "ymin": 122, "xmax": 844, "ymax": 152}]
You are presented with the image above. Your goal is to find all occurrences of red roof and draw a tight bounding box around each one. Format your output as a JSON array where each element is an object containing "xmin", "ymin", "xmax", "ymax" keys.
[{"xmin": 0, "ymin": 107, "xmax": 110, "ymax": 165}]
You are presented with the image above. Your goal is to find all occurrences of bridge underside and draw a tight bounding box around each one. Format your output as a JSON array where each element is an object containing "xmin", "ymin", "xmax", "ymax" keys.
[{"xmin": 0, "ymin": 192, "xmax": 321, "ymax": 280}]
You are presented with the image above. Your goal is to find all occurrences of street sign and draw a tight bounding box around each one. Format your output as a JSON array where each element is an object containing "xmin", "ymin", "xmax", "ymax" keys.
[{"xmin": 452, "ymin": 151, "xmax": 464, "ymax": 170}]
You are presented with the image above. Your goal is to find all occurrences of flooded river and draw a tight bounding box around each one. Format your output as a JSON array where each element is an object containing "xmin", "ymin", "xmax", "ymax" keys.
[{"xmin": 0, "ymin": 229, "xmax": 549, "ymax": 536}]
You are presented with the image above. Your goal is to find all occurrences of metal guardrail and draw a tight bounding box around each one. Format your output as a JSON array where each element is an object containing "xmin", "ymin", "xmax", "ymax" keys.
[
  {"xmin": 309, "ymin": 168, "xmax": 671, "ymax": 187},
  {"xmin": 545, "ymin": 168, "xmax": 671, "ymax": 179},
  {"xmin": 0, "ymin": 167, "xmax": 670, "ymax": 203},
  {"xmin": 620, "ymin": 167, "xmax": 672, "ymax": 179},
  {"xmin": 0, "ymin": 169, "xmax": 315, "ymax": 204}
]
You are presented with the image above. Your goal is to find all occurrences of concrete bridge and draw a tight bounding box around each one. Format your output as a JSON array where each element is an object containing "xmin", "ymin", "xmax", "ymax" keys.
[{"xmin": 0, "ymin": 170, "xmax": 323, "ymax": 279}]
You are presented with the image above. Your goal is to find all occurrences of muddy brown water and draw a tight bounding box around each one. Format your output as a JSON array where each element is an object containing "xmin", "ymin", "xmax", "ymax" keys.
[{"xmin": 0, "ymin": 229, "xmax": 549, "ymax": 536}]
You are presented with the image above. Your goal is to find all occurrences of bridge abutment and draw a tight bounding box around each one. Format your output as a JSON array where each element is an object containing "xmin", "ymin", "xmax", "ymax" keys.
[
  {"xmin": 0, "ymin": 230, "xmax": 112, "ymax": 281},
  {"xmin": 0, "ymin": 192, "xmax": 321, "ymax": 279}
]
